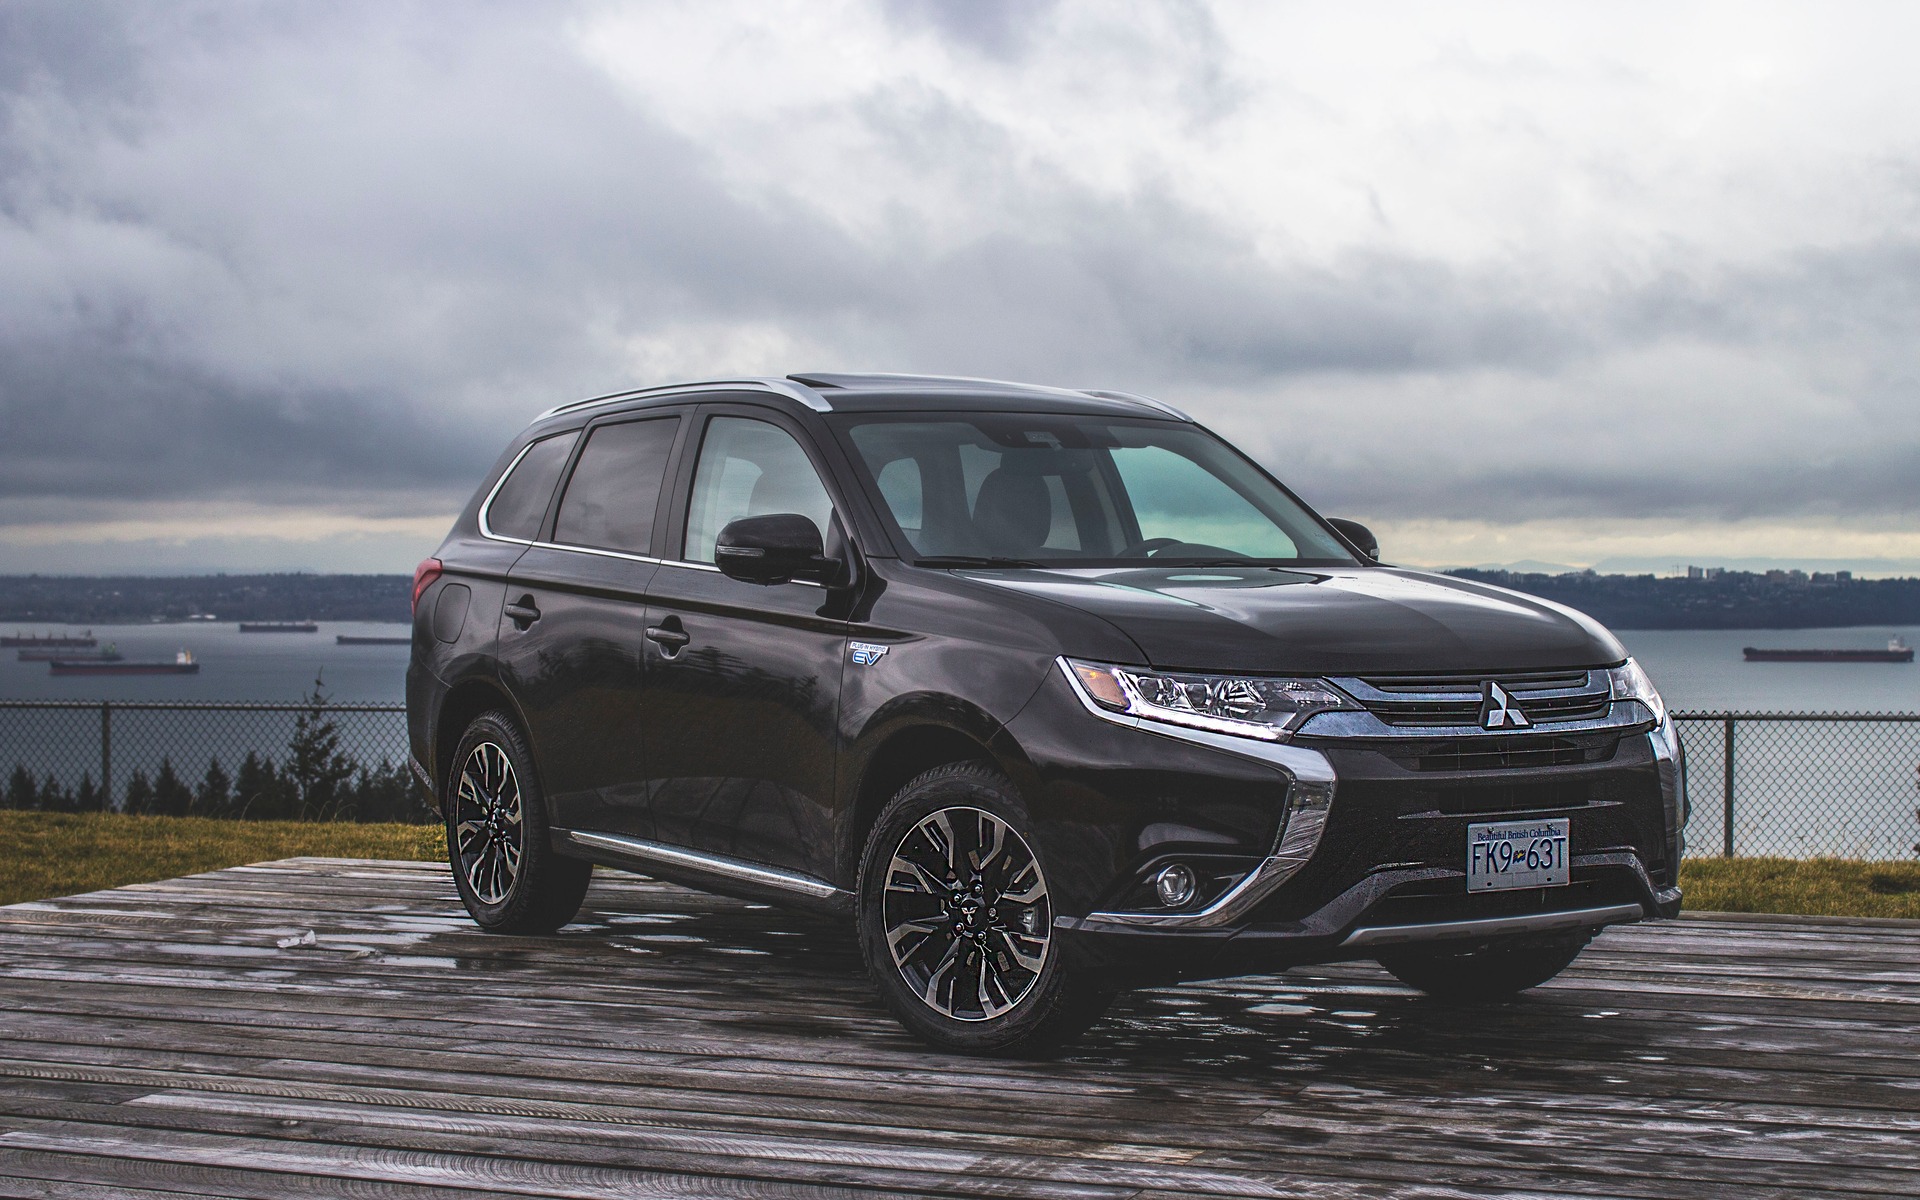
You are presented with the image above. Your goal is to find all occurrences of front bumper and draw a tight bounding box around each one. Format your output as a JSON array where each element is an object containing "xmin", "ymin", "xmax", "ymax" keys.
[{"xmin": 1045, "ymin": 660, "xmax": 1687, "ymax": 984}]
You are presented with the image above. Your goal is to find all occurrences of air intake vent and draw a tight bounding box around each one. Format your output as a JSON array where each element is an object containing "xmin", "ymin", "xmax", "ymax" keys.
[{"xmin": 1411, "ymin": 736, "xmax": 1611, "ymax": 772}]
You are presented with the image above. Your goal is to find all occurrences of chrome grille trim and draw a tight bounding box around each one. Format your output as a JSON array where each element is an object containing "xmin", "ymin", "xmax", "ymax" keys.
[{"xmin": 1332, "ymin": 669, "xmax": 1613, "ymax": 728}]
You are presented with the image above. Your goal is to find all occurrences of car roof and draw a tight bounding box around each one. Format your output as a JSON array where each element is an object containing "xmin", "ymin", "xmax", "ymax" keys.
[{"xmin": 534, "ymin": 372, "xmax": 1191, "ymax": 425}]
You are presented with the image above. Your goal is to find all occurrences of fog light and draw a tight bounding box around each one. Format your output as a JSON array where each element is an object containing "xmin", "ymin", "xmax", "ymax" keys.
[{"xmin": 1153, "ymin": 863, "xmax": 1198, "ymax": 907}]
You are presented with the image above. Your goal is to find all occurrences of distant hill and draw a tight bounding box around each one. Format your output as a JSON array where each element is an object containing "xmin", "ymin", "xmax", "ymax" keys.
[
  {"xmin": 4, "ymin": 568, "xmax": 1917, "ymax": 630},
  {"xmin": 0, "ymin": 574, "xmax": 410, "ymax": 624},
  {"xmin": 1448, "ymin": 568, "xmax": 1920, "ymax": 630}
]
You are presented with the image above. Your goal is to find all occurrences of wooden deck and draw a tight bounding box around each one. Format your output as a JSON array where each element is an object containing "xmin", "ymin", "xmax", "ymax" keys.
[{"xmin": 0, "ymin": 859, "xmax": 1915, "ymax": 1199}]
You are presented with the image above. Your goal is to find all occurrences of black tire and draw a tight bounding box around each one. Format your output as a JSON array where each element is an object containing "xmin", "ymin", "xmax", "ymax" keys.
[
  {"xmin": 1376, "ymin": 932, "xmax": 1591, "ymax": 1001},
  {"xmin": 445, "ymin": 711, "xmax": 592, "ymax": 934},
  {"xmin": 856, "ymin": 761, "xmax": 1112, "ymax": 1055}
]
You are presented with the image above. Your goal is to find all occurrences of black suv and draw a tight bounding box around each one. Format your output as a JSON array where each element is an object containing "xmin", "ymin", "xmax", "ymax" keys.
[{"xmin": 407, "ymin": 373, "xmax": 1686, "ymax": 1053}]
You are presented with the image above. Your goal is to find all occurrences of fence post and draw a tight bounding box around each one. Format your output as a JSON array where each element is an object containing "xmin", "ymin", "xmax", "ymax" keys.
[
  {"xmin": 1721, "ymin": 715, "xmax": 1735, "ymax": 858},
  {"xmin": 101, "ymin": 701, "xmax": 112, "ymax": 810}
]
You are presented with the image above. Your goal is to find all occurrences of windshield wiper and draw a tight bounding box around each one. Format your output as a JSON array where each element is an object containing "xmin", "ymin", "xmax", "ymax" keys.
[{"xmin": 913, "ymin": 555, "xmax": 1049, "ymax": 569}]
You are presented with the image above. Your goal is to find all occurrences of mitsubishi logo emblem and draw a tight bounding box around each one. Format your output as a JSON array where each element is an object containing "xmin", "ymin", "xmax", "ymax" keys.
[{"xmin": 1479, "ymin": 681, "xmax": 1531, "ymax": 730}]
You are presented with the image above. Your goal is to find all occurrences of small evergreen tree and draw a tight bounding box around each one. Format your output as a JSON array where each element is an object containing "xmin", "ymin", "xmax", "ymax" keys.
[
  {"xmin": 1, "ymin": 764, "xmax": 31, "ymax": 810},
  {"xmin": 351, "ymin": 760, "xmax": 426, "ymax": 824},
  {"xmin": 123, "ymin": 768, "xmax": 155, "ymax": 814},
  {"xmin": 287, "ymin": 672, "xmax": 355, "ymax": 820},
  {"xmin": 152, "ymin": 757, "xmax": 193, "ymax": 817},
  {"xmin": 234, "ymin": 751, "xmax": 277, "ymax": 819},
  {"xmin": 74, "ymin": 772, "xmax": 104, "ymax": 813},
  {"xmin": 194, "ymin": 757, "xmax": 233, "ymax": 818},
  {"xmin": 40, "ymin": 773, "xmax": 73, "ymax": 813}
]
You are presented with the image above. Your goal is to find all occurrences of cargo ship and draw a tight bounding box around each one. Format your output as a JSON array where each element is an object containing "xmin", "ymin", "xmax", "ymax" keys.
[
  {"xmin": 336, "ymin": 635, "xmax": 410, "ymax": 646},
  {"xmin": 238, "ymin": 621, "xmax": 318, "ymax": 633},
  {"xmin": 2, "ymin": 631, "xmax": 96, "ymax": 649},
  {"xmin": 1743, "ymin": 637, "xmax": 1913, "ymax": 663},
  {"xmin": 50, "ymin": 650, "xmax": 199, "ymax": 676},
  {"xmin": 18, "ymin": 643, "xmax": 123, "ymax": 663}
]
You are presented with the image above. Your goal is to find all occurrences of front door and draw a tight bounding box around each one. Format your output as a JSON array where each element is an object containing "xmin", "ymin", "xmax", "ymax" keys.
[
  {"xmin": 641, "ymin": 410, "xmax": 848, "ymax": 878},
  {"xmin": 498, "ymin": 411, "xmax": 684, "ymax": 834}
]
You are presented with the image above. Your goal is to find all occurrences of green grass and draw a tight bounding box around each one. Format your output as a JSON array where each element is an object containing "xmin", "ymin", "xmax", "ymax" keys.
[
  {"xmin": 2, "ymin": 812, "xmax": 1916, "ymax": 920},
  {"xmin": 0, "ymin": 811, "xmax": 444, "ymax": 907},
  {"xmin": 1681, "ymin": 856, "xmax": 1920, "ymax": 920}
]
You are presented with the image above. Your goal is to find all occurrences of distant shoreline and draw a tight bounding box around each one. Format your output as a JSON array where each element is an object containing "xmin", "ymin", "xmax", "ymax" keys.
[
  {"xmin": 3, "ymin": 569, "xmax": 1918, "ymax": 631},
  {"xmin": 0, "ymin": 574, "xmax": 409, "ymax": 625}
]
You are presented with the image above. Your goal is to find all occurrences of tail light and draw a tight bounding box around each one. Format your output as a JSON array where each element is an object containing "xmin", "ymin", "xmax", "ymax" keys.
[{"xmin": 412, "ymin": 558, "xmax": 443, "ymax": 613}]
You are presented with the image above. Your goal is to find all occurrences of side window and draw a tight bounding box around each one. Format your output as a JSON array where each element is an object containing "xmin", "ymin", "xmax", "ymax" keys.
[
  {"xmin": 684, "ymin": 417, "xmax": 836, "ymax": 564},
  {"xmin": 552, "ymin": 417, "xmax": 680, "ymax": 555},
  {"xmin": 485, "ymin": 431, "xmax": 579, "ymax": 540}
]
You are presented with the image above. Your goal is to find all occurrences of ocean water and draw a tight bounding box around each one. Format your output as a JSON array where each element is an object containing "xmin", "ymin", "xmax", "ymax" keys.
[
  {"xmin": 2, "ymin": 620, "xmax": 1915, "ymax": 712},
  {"xmin": 0, "ymin": 621, "xmax": 414, "ymax": 704},
  {"xmin": 1622, "ymin": 626, "xmax": 1920, "ymax": 715}
]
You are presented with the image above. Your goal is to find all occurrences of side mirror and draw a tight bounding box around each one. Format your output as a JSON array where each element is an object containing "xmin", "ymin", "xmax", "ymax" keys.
[
  {"xmin": 1327, "ymin": 518, "xmax": 1379, "ymax": 561},
  {"xmin": 715, "ymin": 513, "xmax": 835, "ymax": 585}
]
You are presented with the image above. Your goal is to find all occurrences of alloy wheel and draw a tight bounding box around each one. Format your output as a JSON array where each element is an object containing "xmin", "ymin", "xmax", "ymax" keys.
[
  {"xmin": 454, "ymin": 741, "xmax": 524, "ymax": 904},
  {"xmin": 882, "ymin": 806, "xmax": 1053, "ymax": 1022}
]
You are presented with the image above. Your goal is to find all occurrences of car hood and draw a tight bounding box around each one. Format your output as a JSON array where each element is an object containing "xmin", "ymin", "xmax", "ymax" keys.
[{"xmin": 960, "ymin": 565, "xmax": 1625, "ymax": 675}]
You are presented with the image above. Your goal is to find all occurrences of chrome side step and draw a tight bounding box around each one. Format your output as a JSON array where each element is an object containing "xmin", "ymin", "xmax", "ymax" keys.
[
  {"xmin": 1340, "ymin": 902, "xmax": 1645, "ymax": 949},
  {"xmin": 560, "ymin": 830, "xmax": 847, "ymax": 903}
]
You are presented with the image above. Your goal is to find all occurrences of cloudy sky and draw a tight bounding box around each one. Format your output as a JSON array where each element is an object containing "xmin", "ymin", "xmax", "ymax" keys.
[{"xmin": 4, "ymin": 0, "xmax": 1919, "ymax": 575}]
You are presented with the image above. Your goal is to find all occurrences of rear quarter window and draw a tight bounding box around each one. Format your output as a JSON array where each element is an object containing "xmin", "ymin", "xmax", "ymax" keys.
[{"xmin": 484, "ymin": 431, "xmax": 579, "ymax": 540}]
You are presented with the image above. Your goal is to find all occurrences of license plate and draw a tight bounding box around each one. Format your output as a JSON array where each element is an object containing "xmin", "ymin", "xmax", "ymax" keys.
[{"xmin": 1467, "ymin": 818, "xmax": 1570, "ymax": 891}]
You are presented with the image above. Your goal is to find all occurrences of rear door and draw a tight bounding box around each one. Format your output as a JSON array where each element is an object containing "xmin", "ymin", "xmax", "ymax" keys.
[
  {"xmin": 639, "ymin": 405, "xmax": 850, "ymax": 877},
  {"xmin": 498, "ymin": 410, "xmax": 686, "ymax": 834}
]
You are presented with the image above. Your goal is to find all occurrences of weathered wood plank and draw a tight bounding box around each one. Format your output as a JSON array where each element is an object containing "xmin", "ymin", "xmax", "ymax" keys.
[{"xmin": 1, "ymin": 858, "xmax": 1915, "ymax": 1199}]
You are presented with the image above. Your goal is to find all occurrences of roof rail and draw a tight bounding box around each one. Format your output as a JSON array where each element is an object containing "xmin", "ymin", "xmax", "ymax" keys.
[
  {"xmin": 537, "ymin": 377, "xmax": 831, "ymax": 420},
  {"xmin": 788, "ymin": 371, "xmax": 1085, "ymax": 397},
  {"xmin": 1079, "ymin": 389, "xmax": 1192, "ymax": 422}
]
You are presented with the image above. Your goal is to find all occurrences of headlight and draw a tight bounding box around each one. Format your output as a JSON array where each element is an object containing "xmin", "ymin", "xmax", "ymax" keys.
[
  {"xmin": 1066, "ymin": 659, "xmax": 1356, "ymax": 742},
  {"xmin": 1606, "ymin": 657, "xmax": 1666, "ymax": 724}
]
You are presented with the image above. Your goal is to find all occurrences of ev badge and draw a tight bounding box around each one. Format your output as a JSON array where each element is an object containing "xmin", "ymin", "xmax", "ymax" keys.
[
  {"xmin": 1479, "ymin": 680, "xmax": 1530, "ymax": 730},
  {"xmin": 849, "ymin": 641, "xmax": 889, "ymax": 666}
]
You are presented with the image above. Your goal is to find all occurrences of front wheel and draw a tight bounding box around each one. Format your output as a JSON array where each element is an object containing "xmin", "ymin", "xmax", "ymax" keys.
[
  {"xmin": 1376, "ymin": 932, "xmax": 1591, "ymax": 1001},
  {"xmin": 445, "ymin": 711, "xmax": 592, "ymax": 934},
  {"xmin": 856, "ymin": 762, "xmax": 1111, "ymax": 1055}
]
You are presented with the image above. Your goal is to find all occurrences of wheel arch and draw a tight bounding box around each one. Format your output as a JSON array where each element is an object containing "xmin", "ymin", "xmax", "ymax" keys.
[
  {"xmin": 838, "ymin": 698, "xmax": 1038, "ymax": 887},
  {"xmin": 433, "ymin": 676, "xmax": 532, "ymax": 813}
]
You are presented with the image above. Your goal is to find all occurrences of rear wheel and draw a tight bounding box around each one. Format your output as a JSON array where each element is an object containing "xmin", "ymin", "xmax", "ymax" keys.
[
  {"xmin": 1376, "ymin": 932, "xmax": 1591, "ymax": 1001},
  {"xmin": 856, "ymin": 762, "xmax": 1111, "ymax": 1055},
  {"xmin": 446, "ymin": 711, "xmax": 591, "ymax": 934}
]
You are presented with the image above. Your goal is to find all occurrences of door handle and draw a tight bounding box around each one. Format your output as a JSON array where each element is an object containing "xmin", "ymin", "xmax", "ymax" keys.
[
  {"xmin": 504, "ymin": 596, "xmax": 541, "ymax": 630},
  {"xmin": 645, "ymin": 620, "xmax": 690, "ymax": 657}
]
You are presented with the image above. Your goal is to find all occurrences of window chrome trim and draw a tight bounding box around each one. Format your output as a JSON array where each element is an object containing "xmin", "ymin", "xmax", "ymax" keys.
[
  {"xmin": 561, "ymin": 829, "xmax": 847, "ymax": 901},
  {"xmin": 484, "ymin": 539, "xmax": 825, "ymax": 588},
  {"xmin": 1056, "ymin": 657, "xmax": 1337, "ymax": 930},
  {"xmin": 476, "ymin": 439, "xmax": 543, "ymax": 545}
]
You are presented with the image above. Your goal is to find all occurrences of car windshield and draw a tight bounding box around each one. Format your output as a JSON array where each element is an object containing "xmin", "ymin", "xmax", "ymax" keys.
[{"xmin": 832, "ymin": 413, "xmax": 1359, "ymax": 568}]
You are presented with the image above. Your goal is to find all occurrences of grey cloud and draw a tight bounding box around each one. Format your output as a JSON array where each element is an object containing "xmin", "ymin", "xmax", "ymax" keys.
[
  {"xmin": 881, "ymin": 0, "xmax": 1062, "ymax": 61},
  {"xmin": 3, "ymin": 0, "xmax": 1919, "ymax": 549}
]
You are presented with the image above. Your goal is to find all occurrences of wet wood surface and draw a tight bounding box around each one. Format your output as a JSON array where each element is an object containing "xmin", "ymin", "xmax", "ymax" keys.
[{"xmin": 0, "ymin": 857, "xmax": 1914, "ymax": 1198}]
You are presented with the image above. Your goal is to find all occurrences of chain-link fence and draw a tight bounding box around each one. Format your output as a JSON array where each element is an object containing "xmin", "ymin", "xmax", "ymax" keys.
[
  {"xmin": 1672, "ymin": 712, "xmax": 1920, "ymax": 860},
  {"xmin": 0, "ymin": 700, "xmax": 428, "ymax": 823},
  {"xmin": 3, "ymin": 701, "xmax": 1918, "ymax": 850}
]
